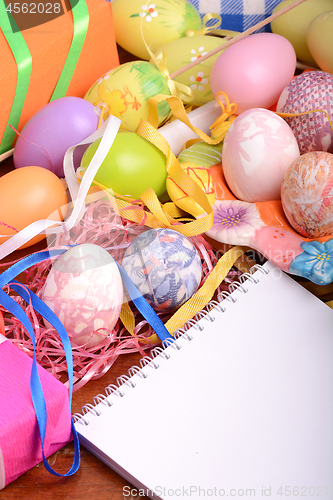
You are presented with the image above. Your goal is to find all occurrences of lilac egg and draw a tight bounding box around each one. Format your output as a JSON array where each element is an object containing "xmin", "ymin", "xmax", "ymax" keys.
[{"xmin": 13, "ymin": 97, "xmax": 100, "ymax": 178}]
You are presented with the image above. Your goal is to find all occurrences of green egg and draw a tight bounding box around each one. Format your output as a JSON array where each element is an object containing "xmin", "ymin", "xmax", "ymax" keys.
[
  {"xmin": 80, "ymin": 131, "xmax": 167, "ymax": 200},
  {"xmin": 179, "ymin": 141, "xmax": 223, "ymax": 167}
]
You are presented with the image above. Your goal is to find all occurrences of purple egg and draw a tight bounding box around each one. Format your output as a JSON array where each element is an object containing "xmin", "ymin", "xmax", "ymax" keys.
[{"xmin": 13, "ymin": 97, "xmax": 100, "ymax": 178}]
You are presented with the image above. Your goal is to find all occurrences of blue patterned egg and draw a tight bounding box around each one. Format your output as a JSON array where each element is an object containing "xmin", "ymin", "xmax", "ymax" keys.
[{"xmin": 121, "ymin": 228, "xmax": 202, "ymax": 312}]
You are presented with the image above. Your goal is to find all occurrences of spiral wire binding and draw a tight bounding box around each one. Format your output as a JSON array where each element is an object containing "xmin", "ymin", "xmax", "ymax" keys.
[{"xmin": 73, "ymin": 263, "xmax": 269, "ymax": 426}]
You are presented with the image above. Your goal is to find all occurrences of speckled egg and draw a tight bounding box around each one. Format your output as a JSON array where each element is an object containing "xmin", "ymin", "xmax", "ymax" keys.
[
  {"xmin": 281, "ymin": 151, "xmax": 333, "ymax": 238},
  {"xmin": 121, "ymin": 228, "xmax": 202, "ymax": 312},
  {"xmin": 222, "ymin": 108, "xmax": 300, "ymax": 203},
  {"xmin": 42, "ymin": 244, "xmax": 123, "ymax": 347},
  {"xmin": 276, "ymin": 71, "xmax": 333, "ymax": 155}
]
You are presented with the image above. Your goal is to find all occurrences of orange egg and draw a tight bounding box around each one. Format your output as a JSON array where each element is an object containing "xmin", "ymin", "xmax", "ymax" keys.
[{"xmin": 0, "ymin": 166, "xmax": 68, "ymax": 248}]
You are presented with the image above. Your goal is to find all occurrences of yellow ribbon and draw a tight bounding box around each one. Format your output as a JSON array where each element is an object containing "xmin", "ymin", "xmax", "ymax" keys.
[
  {"xmin": 148, "ymin": 245, "xmax": 245, "ymax": 344},
  {"xmin": 150, "ymin": 52, "xmax": 194, "ymax": 103},
  {"xmin": 146, "ymin": 93, "xmax": 236, "ymax": 144},
  {"xmin": 139, "ymin": 1, "xmax": 194, "ymax": 103},
  {"xmin": 185, "ymin": 13, "xmax": 222, "ymax": 36},
  {"xmin": 276, "ymin": 109, "xmax": 333, "ymax": 132},
  {"xmin": 186, "ymin": 14, "xmax": 240, "ymax": 39}
]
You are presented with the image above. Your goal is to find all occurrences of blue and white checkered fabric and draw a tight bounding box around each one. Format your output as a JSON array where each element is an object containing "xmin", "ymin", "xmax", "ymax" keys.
[{"xmin": 188, "ymin": 0, "xmax": 282, "ymax": 33}]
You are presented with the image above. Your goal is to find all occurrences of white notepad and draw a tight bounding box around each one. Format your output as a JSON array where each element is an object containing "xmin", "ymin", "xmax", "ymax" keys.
[{"xmin": 74, "ymin": 262, "xmax": 333, "ymax": 500}]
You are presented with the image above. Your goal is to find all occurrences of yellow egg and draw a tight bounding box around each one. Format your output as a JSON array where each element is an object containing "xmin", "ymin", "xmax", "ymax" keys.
[
  {"xmin": 152, "ymin": 35, "xmax": 230, "ymax": 106},
  {"xmin": 307, "ymin": 11, "xmax": 333, "ymax": 74},
  {"xmin": 84, "ymin": 61, "xmax": 171, "ymax": 132},
  {"xmin": 111, "ymin": 0, "xmax": 202, "ymax": 60},
  {"xmin": 0, "ymin": 166, "xmax": 68, "ymax": 248},
  {"xmin": 271, "ymin": 0, "xmax": 333, "ymax": 65}
]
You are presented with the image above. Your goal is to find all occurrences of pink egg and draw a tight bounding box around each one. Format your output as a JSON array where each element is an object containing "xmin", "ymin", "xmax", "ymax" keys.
[
  {"xmin": 42, "ymin": 244, "xmax": 123, "ymax": 347},
  {"xmin": 276, "ymin": 71, "xmax": 333, "ymax": 155},
  {"xmin": 222, "ymin": 108, "xmax": 300, "ymax": 203},
  {"xmin": 210, "ymin": 33, "xmax": 296, "ymax": 114}
]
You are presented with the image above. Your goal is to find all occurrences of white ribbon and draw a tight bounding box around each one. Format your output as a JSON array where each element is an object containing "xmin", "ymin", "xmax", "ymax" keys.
[{"xmin": 0, "ymin": 115, "xmax": 121, "ymax": 260}]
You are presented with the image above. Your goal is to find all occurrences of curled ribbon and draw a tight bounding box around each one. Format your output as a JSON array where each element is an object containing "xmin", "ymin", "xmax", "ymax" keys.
[
  {"xmin": 139, "ymin": 1, "xmax": 194, "ymax": 103},
  {"xmin": 210, "ymin": 91, "xmax": 238, "ymax": 139},
  {"xmin": 276, "ymin": 109, "xmax": 333, "ymax": 132},
  {"xmin": 185, "ymin": 12, "xmax": 222, "ymax": 36},
  {"xmin": 146, "ymin": 92, "xmax": 236, "ymax": 144}
]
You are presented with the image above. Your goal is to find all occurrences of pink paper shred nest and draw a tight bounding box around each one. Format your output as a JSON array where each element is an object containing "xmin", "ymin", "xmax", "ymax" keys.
[{"xmin": 1, "ymin": 199, "xmax": 242, "ymax": 390}]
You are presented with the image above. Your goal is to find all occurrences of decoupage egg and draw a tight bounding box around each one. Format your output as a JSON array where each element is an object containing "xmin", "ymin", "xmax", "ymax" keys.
[
  {"xmin": 271, "ymin": 0, "xmax": 333, "ymax": 66},
  {"xmin": 111, "ymin": 0, "xmax": 202, "ymax": 60},
  {"xmin": 152, "ymin": 35, "xmax": 230, "ymax": 106},
  {"xmin": 306, "ymin": 12, "xmax": 333, "ymax": 75},
  {"xmin": 80, "ymin": 130, "xmax": 167, "ymax": 199},
  {"xmin": 13, "ymin": 97, "xmax": 100, "ymax": 178},
  {"xmin": 0, "ymin": 166, "xmax": 68, "ymax": 248},
  {"xmin": 276, "ymin": 71, "xmax": 333, "ymax": 155},
  {"xmin": 42, "ymin": 244, "xmax": 123, "ymax": 347},
  {"xmin": 84, "ymin": 61, "xmax": 171, "ymax": 132},
  {"xmin": 122, "ymin": 228, "xmax": 202, "ymax": 312},
  {"xmin": 210, "ymin": 33, "xmax": 296, "ymax": 115},
  {"xmin": 281, "ymin": 152, "xmax": 333, "ymax": 238},
  {"xmin": 222, "ymin": 108, "xmax": 300, "ymax": 203}
]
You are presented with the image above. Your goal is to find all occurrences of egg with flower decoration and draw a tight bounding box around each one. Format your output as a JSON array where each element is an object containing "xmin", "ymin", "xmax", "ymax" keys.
[
  {"xmin": 84, "ymin": 61, "xmax": 172, "ymax": 132},
  {"xmin": 111, "ymin": 0, "xmax": 202, "ymax": 60},
  {"xmin": 152, "ymin": 35, "xmax": 232, "ymax": 106}
]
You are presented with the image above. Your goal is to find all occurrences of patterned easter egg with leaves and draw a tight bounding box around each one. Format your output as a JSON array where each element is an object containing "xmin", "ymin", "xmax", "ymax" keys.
[
  {"xmin": 84, "ymin": 61, "xmax": 171, "ymax": 132},
  {"xmin": 111, "ymin": 0, "xmax": 202, "ymax": 60},
  {"xmin": 122, "ymin": 228, "xmax": 202, "ymax": 312},
  {"xmin": 152, "ymin": 35, "xmax": 230, "ymax": 105}
]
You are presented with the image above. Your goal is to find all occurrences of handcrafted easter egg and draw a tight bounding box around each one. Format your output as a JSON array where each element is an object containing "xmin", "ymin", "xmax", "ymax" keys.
[
  {"xmin": 281, "ymin": 152, "xmax": 333, "ymax": 238},
  {"xmin": 210, "ymin": 33, "xmax": 296, "ymax": 115},
  {"xmin": 84, "ymin": 61, "xmax": 171, "ymax": 132},
  {"xmin": 276, "ymin": 71, "xmax": 333, "ymax": 155},
  {"xmin": 122, "ymin": 228, "xmax": 202, "ymax": 312},
  {"xmin": 111, "ymin": 0, "xmax": 202, "ymax": 60},
  {"xmin": 152, "ymin": 35, "xmax": 230, "ymax": 106},
  {"xmin": 222, "ymin": 108, "xmax": 300, "ymax": 203},
  {"xmin": 166, "ymin": 142, "xmax": 222, "ymax": 216},
  {"xmin": 306, "ymin": 12, "xmax": 333, "ymax": 74},
  {"xmin": 80, "ymin": 131, "xmax": 167, "ymax": 199},
  {"xmin": 271, "ymin": 0, "xmax": 333, "ymax": 66},
  {"xmin": 13, "ymin": 97, "xmax": 100, "ymax": 178},
  {"xmin": 0, "ymin": 166, "xmax": 68, "ymax": 248},
  {"xmin": 42, "ymin": 244, "xmax": 123, "ymax": 347}
]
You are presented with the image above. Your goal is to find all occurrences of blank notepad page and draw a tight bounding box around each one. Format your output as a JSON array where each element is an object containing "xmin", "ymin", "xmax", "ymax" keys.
[{"xmin": 75, "ymin": 262, "xmax": 333, "ymax": 500}]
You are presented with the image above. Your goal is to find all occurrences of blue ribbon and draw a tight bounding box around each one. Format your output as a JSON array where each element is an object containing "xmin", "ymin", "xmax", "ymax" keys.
[
  {"xmin": 0, "ymin": 248, "xmax": 80, "ymax": 476},
  {"xmin": 0, "ymin": 246, "xmax": 173, "ymax": 476}
]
